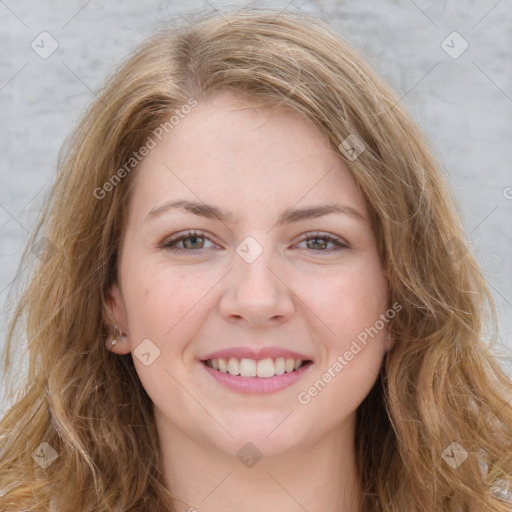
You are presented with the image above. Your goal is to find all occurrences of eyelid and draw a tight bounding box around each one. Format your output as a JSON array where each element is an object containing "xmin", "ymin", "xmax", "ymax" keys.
[
  {"xmin": 296, "ymin": 231, "xmax": 350, "ymax": 249},
  {"xmin": 159, "ymin": 229, "xmax": 218, "ymax": 250}
]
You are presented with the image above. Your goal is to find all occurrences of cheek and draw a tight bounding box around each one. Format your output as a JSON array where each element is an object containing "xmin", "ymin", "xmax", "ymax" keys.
[
  {"xmin": 120, "ymin": 265, "xmax": 210, "ymax": 401},
  {"xmin": 122, "ymin": 262, "xmax": 221, "ymax": 351},
  {"xmin": 125, "ymin": 262, "xmax": 211, "ymax": 328},
  {"xmin": 299, "ymin": 258, "xmax": 388, "ymax": 344},
  {"xmin": 295, "ymin": 265, "xmax": 388, "ymax": 420}
]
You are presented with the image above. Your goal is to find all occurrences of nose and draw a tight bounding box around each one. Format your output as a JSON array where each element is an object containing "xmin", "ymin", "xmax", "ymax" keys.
[{"xmin": 218, "ymin": 248, "xmax": 295, "ymax": 328}]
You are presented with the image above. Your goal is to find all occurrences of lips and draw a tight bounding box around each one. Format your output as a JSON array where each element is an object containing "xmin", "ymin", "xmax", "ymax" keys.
[
  {"xmin": 200, "ymin": 346, "xmax": 313, "ymax": 382},
  {"xmin": 201, "ymin": 356, "xmax": 313, "ymax": 394}
]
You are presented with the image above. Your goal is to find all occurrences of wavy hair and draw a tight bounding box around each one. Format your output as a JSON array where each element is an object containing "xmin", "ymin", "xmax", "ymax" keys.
[{"xmin": 1, "ymin": 7, "xmax": 511, "ymax": 512}]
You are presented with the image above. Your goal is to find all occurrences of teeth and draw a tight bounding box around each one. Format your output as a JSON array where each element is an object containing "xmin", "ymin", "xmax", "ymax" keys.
[
  {"xmin": 205, "ymin": 357, "xmax": 306, "ymax": 378},
  {"xmin": 274, "ymin": 357, "xmax": 285, "ymax": 375},
  {"xmin": 218, "ymin": 358, "xmax": 228, "ymax": 373},
  {"xmin": 239, "ymin": 358, "xmax": 257, "ymax": 377},
  {"xmin": 285, "ymin": 358, "xmax": 295, "ymax": 373},
  {"xmin": 256, "ymin": 358, "xmax": 274, "ymax": 378},
  {"xmin": 227, "ymin": 357, "xmax": 239, "ymax": 376}
]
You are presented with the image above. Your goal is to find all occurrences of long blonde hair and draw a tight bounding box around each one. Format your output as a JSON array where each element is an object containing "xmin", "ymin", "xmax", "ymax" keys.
[{"xmin": 1, "ymin": 8, "xmax": 511, "ymax": 511}]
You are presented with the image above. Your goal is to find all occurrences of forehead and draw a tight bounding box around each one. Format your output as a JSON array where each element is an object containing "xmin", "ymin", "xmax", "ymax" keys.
[{"xmin": 128, "ymin": 91, "xmax": 367, "ymax": 223}]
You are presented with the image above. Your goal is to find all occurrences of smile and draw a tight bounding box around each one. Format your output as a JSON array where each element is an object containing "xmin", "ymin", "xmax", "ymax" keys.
[
  {"xmin": 204, "ymin": 357, "xmax": 309, "ymax": 378},
  {"xmin": 201, "ymin": 357, "xmax": 313, "ymax": 394}
]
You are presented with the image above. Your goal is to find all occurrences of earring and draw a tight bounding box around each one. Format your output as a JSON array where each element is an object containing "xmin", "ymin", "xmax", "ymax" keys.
[
  {"xmin": 386, "ymin": 328, "xmax": 394, "ymax": 352},
  {"xmin": 110, "ymin": 321, "xmax": 126, "ymax": 349}
]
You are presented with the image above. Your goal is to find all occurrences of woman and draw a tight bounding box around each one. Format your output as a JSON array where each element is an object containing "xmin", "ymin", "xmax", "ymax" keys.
[{"xmin": 1, "ymin": 8, "xmax": 511, "ymax": 512}]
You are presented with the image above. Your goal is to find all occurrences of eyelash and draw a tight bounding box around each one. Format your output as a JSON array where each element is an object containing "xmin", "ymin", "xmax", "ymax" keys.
[{"xmin": 160, "ymin": 230, "xmax": 349, "ymax": 255}]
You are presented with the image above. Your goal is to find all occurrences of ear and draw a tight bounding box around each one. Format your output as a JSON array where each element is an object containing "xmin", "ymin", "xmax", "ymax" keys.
[{"xmin": 104, "ymin": 282, "xmax": 131, "ymax": 354}]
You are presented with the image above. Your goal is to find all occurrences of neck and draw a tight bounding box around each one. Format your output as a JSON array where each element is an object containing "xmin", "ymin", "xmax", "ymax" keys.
[{"xmin": 156, "ymin": 412, "xmax": 362, "ymax": 512}]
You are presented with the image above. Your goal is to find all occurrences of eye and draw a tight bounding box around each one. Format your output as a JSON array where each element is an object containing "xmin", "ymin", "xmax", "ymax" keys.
[
  {"xmin": 295, "ymin": 232, "xmax": 349, "ymax": 253},
  {"xmin": 160, "ymin": 230, "xmax": 217, "ymax": 253},
  {"xmin": 159, "ymin": 230, "xmax": 349, "ymax": 255}
]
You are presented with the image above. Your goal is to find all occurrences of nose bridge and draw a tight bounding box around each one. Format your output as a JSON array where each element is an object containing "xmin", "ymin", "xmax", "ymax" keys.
[
  {"xmin": 219, "ymin": 234, "xmax": 294, "ymax": 325},
  {"xmin": 233, "ymin": 234, "xmax": 280, "ymax": 298}
]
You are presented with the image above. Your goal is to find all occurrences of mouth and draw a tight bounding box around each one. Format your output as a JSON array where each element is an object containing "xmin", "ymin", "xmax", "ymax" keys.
[{"xmin": 202, "ymin": 357, "xmax": 313, "ymax": 378}]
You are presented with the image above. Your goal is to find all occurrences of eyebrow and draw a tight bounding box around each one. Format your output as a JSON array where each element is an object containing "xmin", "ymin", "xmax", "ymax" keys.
[{"xmin": 146, "ymin": 199, "xmax": 366, "ymax": 225}]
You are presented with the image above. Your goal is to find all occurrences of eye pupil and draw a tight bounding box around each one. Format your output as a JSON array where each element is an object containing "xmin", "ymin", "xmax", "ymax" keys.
[
  {"xmin": 307, "ymin": 238, "xmax": 327, "ymax": 250},
  {"xmin": 183, "ymin": 236, "xmax": 203, "ymax": 249}
]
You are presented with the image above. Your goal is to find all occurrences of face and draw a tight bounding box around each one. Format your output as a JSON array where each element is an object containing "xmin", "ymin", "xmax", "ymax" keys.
[{"xmin": 108, "ymin": 91, "xmax": 393, "ymax": 458}]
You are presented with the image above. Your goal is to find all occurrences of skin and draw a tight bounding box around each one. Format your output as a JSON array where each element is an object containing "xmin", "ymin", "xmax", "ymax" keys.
[{"xmin": 107, "ymin": 91, "xmax": 394, "ymax": 512}]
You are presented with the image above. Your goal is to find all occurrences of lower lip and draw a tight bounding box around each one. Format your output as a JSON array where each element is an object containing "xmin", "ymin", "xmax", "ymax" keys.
[{"xmin": 201, "ymin": 361, "xmax": 313, "ymax": 394}]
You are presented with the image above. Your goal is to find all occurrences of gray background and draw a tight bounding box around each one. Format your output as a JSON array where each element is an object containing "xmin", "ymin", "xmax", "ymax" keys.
[{"xmin": 1, "ymin": 0, "xmax": 511, "ymax": 414}]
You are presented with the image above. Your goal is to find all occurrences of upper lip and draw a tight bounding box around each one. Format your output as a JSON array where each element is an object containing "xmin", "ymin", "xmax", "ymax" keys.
[{"xmin": 200, "ymin": 346, "xmax": 313, "ymax": 362}]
